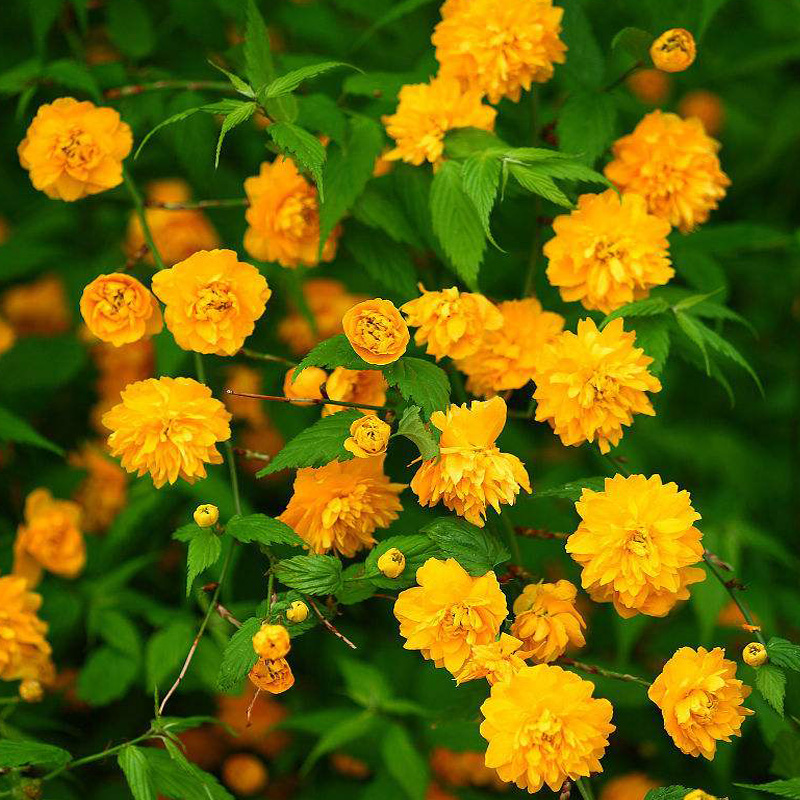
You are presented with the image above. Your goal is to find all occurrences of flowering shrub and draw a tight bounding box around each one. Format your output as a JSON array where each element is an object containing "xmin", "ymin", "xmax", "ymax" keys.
[{"xmin": 1, "ymin": 1, "xmax": 799, "ymax": 800}]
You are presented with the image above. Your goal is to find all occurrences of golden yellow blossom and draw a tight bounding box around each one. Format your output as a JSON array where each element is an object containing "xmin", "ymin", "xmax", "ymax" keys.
[
  {"xmin": 249, "ymin": 656, "xmax": 295, "ymax": 694},
  {"xmin": 70, "ymin": 444, "xmax": 128, "ymax": 533},
  {"xmin": 286, "ymin": 601, "xmax": 309, "ymax": 623},
  {"xmin": 279, "ymin": 456, "xmax": 404, "ymax": 557},
  {"xmin": 430, "ymin": 748, "xmax": 507, "ymax": 792},
  {"xmin": 394, "ymin": 557, "xmax": 508, "ymax": 675},
  {"xmin": 18, "ymin": 98, "xmax": 132, "ymax": 201},
  {"xmin": 14, "ymin": 489, "xmax": 85, "ymax": 587},
  {"xmin": 283, "ymin": 366, "xmax": 327, "ymax": 406},
  {"xmin": 151, "ymin": 249, "xmax": 271, "ymax": 356},
  {"xmin": 0, "ymin": 317, "xmax": 15, "ymax": 355},
  {"xmin": 401, "ymin": 285, "xmax": 503, "ymax": 361},
  {"xmin": 532, "ymin": 317, "xmax": 661, "ymax": 453},
  {"xmin": 80, "ymin": 273, "xmax": 163, "ymax": 347},
  {"xmin": 605, "ymin": 111, "xmax": 730, "ymax": 233},
  {"xmin": 433, "ymin": 0, "xmax": 566, "ymax": 103},
  {"xmin": 252, "ymin": 624, "xmax": 291, "ymax": 660},
  {"xmin": 648, "ymin": 646, "xmax": 752, "ymax": 759},
  {"xmin": 193, "ymin": 504, "xmax": 219, "ymax": 528},
  {"xmin": 684, "ymin": 792, "xmax": 717, "ymax": 800},
  {"xmin": 481, "ymin": 664, "xmax": 614, "ymax": 792},
  {"xmin": 225, "ymin": 365, "xmax": 268, "ymax": 428},
  {"xmin": 567, "ymin": 475, "xmax": 705, "ymax": 618},
  {"xmin": 511, "ymin": 580, "xmax": 586, "ymax": 663},
  {"xmin": 627, "ymin": 69, "xmax": 670, "ymax": 105},
  {"xmin": 1, "ymin": 274, "xmax": 71, "ymax": 336},
  {"xmin": 679, "ymin": 90, "xmax": 725, "ymax": 136},
  {"xmin": 456, "ymin": 633, "xmax": 528, "ymax": 686},
  {"xmin": 0, "ymin": 575, "xmax": 53, "ymax": 682},
  {"xmin": 599, "ymin": 773, "xmax": 661, "ymax": 800},
  {"xmin": 344, "ymin": 415, "xmax": 391, "ymax": 458},
  {"xmin": 411, "ymin": 397, "xmax": 531, "ymax": 527},
  {"xmin": 742, "ymin": 642, "xmax": 768, "ymax": 668},
  {"xmin": 217, "ymin": 683, "xmax": 289, "ymax": 758},
  {"xmin": 221, "ymin": 754, "xmax": 268, "ymax": 796},
  {"xmin": 650, "ymin": 28, "xmax": 696, "ymax": 73},
  {"xmin": 456, "ymin": 298, "xmax": 564, "ymax": 398},
  {"xmin": 382, "ymin": 77, "xmax": 496, "ymax": 166},
  {"xmin": 244, "ymin": 157, "xmax": 339, "ymax": 267},
  {"xmin": 103, "ymin": 376, "xmax": 231, "ymax": 488},
  {"xmin": 342, "ymin": 298, "xmax": 409, "ymax": 365},
  {"xmin": 323, "ymin": 368, "xmax": 387, "ymax": 417},
  {"xmin": 544, "ymin": 191, "xmax": 674, "ymax": 313}
]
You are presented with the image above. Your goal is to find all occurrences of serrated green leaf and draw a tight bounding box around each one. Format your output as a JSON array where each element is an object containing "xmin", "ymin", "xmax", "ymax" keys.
[
  {"xmin": 674, "ymin": 311, "xmax": 710, "ymax": 374},
  {"xmin": 274, "ymin": 554, "xmax": 343, "ymax": 595},
  {"xmin": 528, "ymin": 158, "xmax": 612, "ymax": 187},
  {"xmin": 267, "ymin": 121, "xmax": 327, "ymax": 198},
  {"xmin": 216, "ymin": 617, "xmax": 261, "ymax": 692},
  {"xmin": 508, "ymin": 163, "xmax": 573, "ymax": 208},
  {"xmin": 393, "ymin": 404, "xmax": 440, "ymax": 460},
  {"xmin": 444, "ymin": 127, "xmax": 507, "ymax": 159},
  {"xmin": 344, "ymin": 224, "xmax": 418, "ymax": 299},
  {"xmin": 77, "ymin": 646, "xmax": 139, "ymax": 706},
  {"xmin": 756, "ymin": 663, "xmax": 786, "ymax": 716},
  {"xmin": 688, "ymin": 317, "xmax": 764, "ymax": 394},
  {"xmin": 734, "ymin": 779, "xmax": 800, "ymax": 799},
  {"xmin": 534, "ymin": 477, "xmax": 607, "ymax": 500},
  {"xmin": 557, "ymin": 89, "xmax": 616, "ymax": 165},
  {"xmin": 384, "ymin": 357, "xmax": 450, "ymax": 418},
  {"xmin": 382, "ymin": 724, "xmax": 430, "ymax": 800},
  {"xmin": 118, "ymin": 746, "xmax": 157, "ymax": 800},
  {"xmin": 0, "ymin": 740, "xmax": 72, "ymax": 769},
  {"xmin": 145, "ymin": 619, "xmax": 195, "ymax": 690},
  {"xmin": 263, "ymin": 61, "xmax": 354, "ymax": 98},
  {"xmin": 363, "ymin": 533, "xmax": 440, "ymax": 589},
  {"xmin": 292, "ymin": 333, "xmax": 377, "ymax": 377},
  {"xmin": 215, "ymin": 101, "xmax": 257, "ymax": 166},
  {"xmin": 144, "ymin": 748, "xmax": 234, "ymax": 800},
  {"xmin": 0, "ymin": 403, "xmax": 63, "ymax": 455},
  {"xmin": 644, "ymin": 789, "xmax": 693, "ymax": 800},
  {"xmin": 226, "ymin": 514, "xmax": 304, "ymax": 547},
  {"xmin": 336, "ymin": 563, "xmax": 376, "ymax": 605},
  {"xmin": 462, "ymin": 150, "xmax": 502, "ymax": 243},
  {"xmin": 768, "ymin": 638, "xmax": 800, "ymax": 672},
  {"xmin": 243, "ymin": 0, "xmax": 275, "ymax": 91},
  {"xmin": 302, "ymin": 710, "xmax": 376, "ymax": 773},
  {"xmin": 186, "ymin": 530, "xmax": 222, "ymax": 596},
  {"xmin": 630, "ymin": 316, "xmax": 671, "ymax": 375},
  {"xmin": 422, "ymin": 518, "xmax": 510, "ymax": 575},
  {"xmin": 352, "ymin": 185, "xmax": 422, "ymax": 248},
  {"xmin": 207, "ymin": 60, "xmax": 254, "ymax": 97}
]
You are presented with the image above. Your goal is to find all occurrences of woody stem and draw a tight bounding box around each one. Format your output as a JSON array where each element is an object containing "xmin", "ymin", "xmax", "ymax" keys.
[
  {"xmin": 239, "ymin": 348, "xmax": 297, "ymax": 367},
  {"xmin": 558, "ymin": 657, "xmax": 651, "ymax": 688},
  {"xmin": 145, "ymin": 197, "xmax": 249, "ymax": 210},
  {"xmin": 603, "ymin": 61, "xmax": 643, "ymax": 92},
  {"xmin": 224, "ymin": 388, "xmax": 390, "ymax": 413},
  {"xmin": 575, "ymin": 777, "xmax": 596, "ymax": 800},
  {"xmin": 123, "ymin": 168, "xmax": 166, "ymax": 270},
  {"xmin": 105, "ymin": 80, "xmax": 236, "ymax": 99}
]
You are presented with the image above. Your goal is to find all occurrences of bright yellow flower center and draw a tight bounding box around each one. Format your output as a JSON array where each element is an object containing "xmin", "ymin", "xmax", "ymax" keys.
[
  {"xmin": 98, "ymin": 280, "xmax": 137, "ymax": 318},
  {"xmin": 583, "ymin": 370, "xmax": 620, "ymax": 405},
  {"xmin": 55, "ymin": 128, "xmax": 100, "ymax": 169},
  {"xmin": 517, "ymin": 709, "xmax": 563, "ymax": 749},
  {"xmin": 191, "ymin": 281, "xmax": 236, "ymax": 321},
  {"xmin": 625, "ymin": 526, "xmax": 653, "ymax": 558},
  {"xmin": 354, "ymin": 311, "xmax": 398, "ymax": 355},
  {"xmin": 276, "ymin": 193, "xmax": 315, "ymax": 238}
]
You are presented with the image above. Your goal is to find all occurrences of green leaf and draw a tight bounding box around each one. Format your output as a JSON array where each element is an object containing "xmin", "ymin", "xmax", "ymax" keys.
[
  {"xmin": 430, "ymin": 160, "xmax": 486, "ymax": 288},
  {"xmin": 267, "ymin": 121, "xmax": 327, "ymax": 197},
  {"xmin": 29, "ymin": 0, "xmax": 63, "ymax": 55},
  {"xmin": 262, "ymin": 61, "xmax": 353, "ymax": 98},
  {"xmin": 674, "ymin": 311, "xmax": 711, "ymax": 374},
  {"xmin": 274, "ymin": 554, "xmax": 343, "ymax": 595},
  {"xmin": 118, "ymin": 746, "xmax": 157, "ymax": 800},
  {"xmin": 338, "ymin": 658, "xmax": 392, "ymax": 708},
  {"xmin": 527, "ymin": 158, "xmax": 612, "ymax": 188},
  {"xmin": 157, "ymin": 716, "xmax": 220, "ymax": 735},
  {"xmin": 350, "ymin": 0, "xmax": 437, "ymax": 51},
  {"xmin": 772, "ymin": 730, "xmax": 800, "ymax": 779},
  {"xmin": 215, "ymin": 101, "xmax": 257, "ymax": 166},
  {"xmin": 508, "ymin": 163, "xmax": 573, "ymax": 208},
  {"xmin": 689, "ymin": 318, "xmax": 764, "ymax": 394},
  {"xmin": 226, "ymin": 514, "xmax": 304, "ymax": 547},
  {"xmin": 344, "ymin": 224, "xmax": 418, "ymax": 299},
  {"xmin": 734, "ymin": 780, "xmax": 800, "ymax": 799},
  {"xmin": 422, "ymin": 518, "xmax": 510, "ymax": 575},
  {"xmin": 444, "ymin": 127, "xmax": 507, "ymax": 160},
  {"xmin": 77, "ymin": 646, "xmax": 139, "ymax": 706},
  {"xmin": 144, "ymin": 748, "xmax": 234, "ymax": 800},
  {"xmin": 302, "ymin": 711, "xmax": 377, "ymax": 772},
  {"xmin": 42, "ymin": 59, "xmax": 101, "ymax": 100},
  {"xmin": 186, "ymin": 530, "xmax": 222, "ymax": 596},
  {"xmin": 611, "ymin": 27, "xmax": 655, "ymax": 63},
  {"xmin": 293, "ymin": 333, "xmax": 376, "ymax": 377},
  {"xmin": 257, "ymin": 410, "xmax": 359, "ymax": 476},
  {"xmin": 644, "ymin": 789, "xmax": 693, "ymax": 800},
  {"xmin": 756, "ymin": 663, "xmax": 787, "ymax": 716},
  {"xmin": 630, "ymin": 317, "xmax": 671, "ymax": 375},
  {"xmin": 94, "ymin": 609, "xmax": 142, "ymax": 659},
  {"xmin": 145, "ymin": 619, "xmax": 195, "ymax": 689},
  {"xmin": 534, "ymin": 477, "xmax": 607, "ymax": 501},
  {"xmin": 107, "ymin": 0, "xmax": 155, "ymax": 59},
  {"xmin": 559, "ymin": 0, "xmax": 604, "ymax": 87},
  {"xmin": 243, "ymin": 0, "xmax": 276, "ymax": 90},
  {"xmin": 297, "ymin": 93, "xmax": 348, "ymax": 144},
  {"xmin": 364, "ymin": 534, "xmax": 440, "ymax": 589},
  {"xmin": 557, "ymin": 90, "xmax": 617, "ymax": 165},
  {"xmin": 352, "ymin": 186, "xmax": 422, "ymax": 248},
  {"xmin": 216, "ymin": 617, "xmax": 261, "ymax": 692},
  {"xmin": 0, "ymin": 403, "xmax": 63, "ymax": 455},
  {"xmin": 462, "ymin": 150, "xmax": 502, "ymax": 243},
  {"xmin": 207, "ymin": 60, "xmax": 254, "ymax": 98},
  {"xmin": 384, "ymin": 358, "xmax": 450, "ymax": 418},
  {"xmin": 336, "ymin": 564, "xmax": 376, "ymax": 605},
  {"xmin": 768, "ymin": 638, "xmax": 800, "ymax": 672},
  {"xmin": 0, "ymin": 740, "xmax": 72, "ymax": 769},
  {"xmin": 382, "ymin": 724, "xmax": 430, "ymax": 800},
  {"xmin": 393, "ymin": 405, "xmax": 440, "ymax": 460}
]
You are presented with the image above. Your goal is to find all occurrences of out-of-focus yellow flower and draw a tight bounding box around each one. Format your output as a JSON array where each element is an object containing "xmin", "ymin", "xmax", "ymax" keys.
[
  {"xmin": 193, "ymin": 504, "xmax": 219, "ymax": 528},
  {"xmin": 126, "ymin": 179, "xmax": 220, "ymax": 267},
  {"xmin": 152, "ymin": 249, "xmax": 271, "ymax": 356},
  {"xmin": 401, "ymin": 285, "xmax": 503, "ymax": 361},
  {"xmin": 382, "ymin": 77, "xmax": 496, "ymax": 166},
  {"xmin": 455, "ymin": 633, "xmax": 528, "ymax": 686},
  {"xmin": 649, "ymin": 646, "xmax": 752, "ymax": 759},
  {"xmin": 323, "ymin": 368, "xmax": 387, "ymax": 417},
  {"xmin": 455, "ymin": 298, "xmax": 564, "ymax": 398},
  {"xmin": 252, "ymin": 624, "xmax": 291, "ymax": 660},
  {"xmin": 430, "ymin": 748, "xmax": 508, "ymax": 791},
  {"xmin": 249, "ymin": 656, "xmax": 295, "ymax": 694},
  {"xmin": 283, "ymin": 366, "xmax": 327, "ymax": 406},
  {"xmin": 599, "ymin": 773, "xmax": 661, "ymax": 800},
  {"xmin": 217, "ymin": 684, "xmax": 289, "ymax": 757},
  {"xmin": 433, "ymin": 0, "xmax": 566, "ymax": 103},
  {"xmin": 342, "ymin": 298, "xmax": 409, "ymax": 365},
  {"xmin": 0, "ymin": 574, "xmax": 53, "ymax": 682},
  {"xmin": 394, "ymin": 557, "xmax": 508, "ymax": 675},
  {"xmin": 79, "ymin": 273, "xmax": 162, "ymax": 347},
  {"xmin": 0, "ymin": 317, "xmax": 15, "ymax": 355},
  {"xmin": 244, "ymin": 157, "xmax": 339, "ymax": 267},
  {"xmin": 279, "ymin": 456, "xmax": 404, "ymax": 557},
  {"xmin": 678, "ymin": 90, "xmax": 725, "ymax": 136},
  {"xmin": 19, "ymin": 679, "xmax": 43, "ymax": 703},
  {"xmin": 411, "ymin": 397, "xmax": 531, "ymax": 527},
  {"xmin": 225, "ymin": 365, "xmax": 268, "ymax": 428},
  {"xmin": 567, "ymin": 475, "xmax": 705, "ymax": 618},
  {"xmin": 13, "ymin": 489, "xmax": 85, "ymax": 587},
  {"xmin": 605, "ymin": 111, "xmax": 729, "ymax": 233},
  {"xmin": 372, "ymin": 149, "xmax": 394, "ymax": 177},
  {"xmin": 650, "ymin": 28, "xmax": 696, "ymax": 73},
  {"xmin": 627, "ymin": 68, "xmax": 670, "ymax": 105},
  {"xmin": 286, "ymin": 601, "xmax": 309, "ymax": 623},
  {"xmin": 533, "ymin": 318, "xmax": 661, "ymax": 453},
  {"xmin": 377, "ymin": 547, "xmax": 406, "ymax": 579},
  {"xmin": 481, "ymin": 664, "xmax": 614, "ymax": 792},
  {"xmin": 511, "ymin": 580, "xmax": 586, "ymax": 663},
  {"xmin": 18, "ymin": 98, "xmax": 132, "ymax": 201},
  {"xmin": 1, "ymin": 274, "xmax": 71, "ymax": 336},
  {"xmin": 344, "ymin": 415, "xmax": 391, "ymax": 458},
  {"xmin": 544, "ymin": 190, "xmax": 674, "ymax": 313},
  {"xmin": 221, "ymin": 753, "xmax": 268, "ymax": 795},
  {"xmin": 742, "ymin": 642, "xmax": 768, "ymax": 667},
  {"xmin": 70, "ymin": 444, "xmax": 128, "ymax": 533},
  {"xmin": 103, "ymin": 376, "xmax": 231, "ymax": 488}
]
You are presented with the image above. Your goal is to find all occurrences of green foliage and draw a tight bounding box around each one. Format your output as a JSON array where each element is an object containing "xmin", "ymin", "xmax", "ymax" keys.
[
  {"xmin": 216, "ymin": 617, "xmax": 261, "ymax": 692},
  {"xmin": 422, "ymin": 517, "xmax": 510, "ymax": 575},
  {"xmin": 0, "ymin": 740, "xmax": 72, "ymax": 769},
  {"xmin": 734, "ymin": 780, "xmax": 800, "ymax": 799},
  {"xmin": 185, "ymin": 529, "xmax": 223, "ymax": 596},
  {"xmin": 118, "ymin": 746, "xmax": 157, "ymax": 800},
  {"xmin": 363, "ymin": 533, "xmax": 440, "ymax": 588},
  {"xmin": 226, "ymin": 513, "xmax": 304, "ymax": 547},
  {"xmin": 768, "ymin": 638, "xmax": 800, "ymax": 672},
  {"xmin": 534, "ymin": 477, "xmax": 607, "ymax": 500},
  {"xmin": 393, "ymin": 404, "xmax": 440, "ymax": 460},
  {"xmin": 267, "ymin": 121, "xmax": 327, "ymax": 196},
  {"xmin": 0, "ymin": 403, "xmax": 63, "ymax": 454},
  {"xmin": 644, "ymin": 789, "xmax": 693, "ymax": 800},
  {"xmin": 383, "ymin": 358, "xmax": 450, "ymax": 417},
  {"xmin": 293, "ymin": 334, "xmax": 377, "ymax": 375},
  {"xmin": 273, "ymin": 554, "xmax": 343, "ymax": 594},
  {"xmin": 756, "ymin": 664, "xmax": 788, "ymax": 716}
]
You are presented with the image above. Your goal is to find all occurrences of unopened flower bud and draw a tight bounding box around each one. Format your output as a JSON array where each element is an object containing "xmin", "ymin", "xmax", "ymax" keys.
[
  {"xmin": 344, "ymin": 415, "xmax": 391, "ymax": 458},
  {"xmin": 252, "ymin": 623, "xmax": 290, "ymax": 660},
  {"xmin": 193, "ymin": 503, "xmax": 219, "ymax": 528},
  {"xmin": 684, "ymin": 791, "xmax": 717, "ymax": 800},
  {"xmin": 377, "ymin": 547, "xmax": 406, "ymax": 579},
  {"xmin": 650, "ymin": 28, "xmax": 696, "ymax": 73},
  {"xmin": 19, "ymin": 680, "xmax": 43, "ymax": 703},
  {"xmin": 742, "ymin": 641, "xmax": 768, "ymax": 668},
  {"xmin": 286, "ymin": 600, "xmax": 309, "ymax": 623}
]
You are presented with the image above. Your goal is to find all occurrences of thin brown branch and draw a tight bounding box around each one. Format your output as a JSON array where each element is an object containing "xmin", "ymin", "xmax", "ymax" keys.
[
  {"xmin": 558, "ymin": 657, "xmax": 651, "ymax": 688},
  {"xmin": 105, "ymin": 80, "xmax": 236, "ymax": 99},
  {"xmin": 515, "ymin": 527, "xmax": 569, "ymax": 540},
  {"xmin": 145, "ymin": 197, "xmax": 249, "ymax": 210},
  {"xmin": 239, "ymin": 347, "xmax": 297, "ymax": 367},
  {"xmin": 225, "ymin": 388, "xmax": 389, "ymax": 413},
  {"xmin": 214, "ymin": 602, "xmax": 243, "ymax": 629},
  {"xmin": 305, "ymin": 595, "xmax": 357, "ymax": 650},
  {"xmin": 246, "ymin": 687, "xmax": 262, "ymax": 727}
]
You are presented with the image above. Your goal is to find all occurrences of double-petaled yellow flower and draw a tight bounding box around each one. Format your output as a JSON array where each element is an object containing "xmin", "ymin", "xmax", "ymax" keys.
[{"xmin": 0, "ymin": 574, "xmax": 54, "ymax": 682}]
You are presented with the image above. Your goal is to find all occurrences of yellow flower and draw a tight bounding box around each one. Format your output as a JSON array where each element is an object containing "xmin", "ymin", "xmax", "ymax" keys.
[
  {"xmin": 342, "ymin": 298, "xmax": 409, "ymax": 365},
  {"xmin": 323, "ymin": 368, "xmax": 387, "ymax": 417},
  {"xmin": 286, "ymin": 601, "xmax": 309, "ymax": 623},
  {"xmin": 648, "ymin": 646, "xmax": 752, "ymax": 759},
  {"xmin": 0, "ymin": 574, "xmax": 54, "ymax": 682},
  {"xmin": 244, "ymin": 157, "xmax": 339, "ymax": 267},
  {"xmin": 627, "ymin": 69, "xmax": 670, "ymax": 105},
  {"xmin": 532, "ymin": 317, "xmax": 661, "ymax": 453},
  {"xmin": 382, "ymin": 77, "xmax": 496, "ymax": 166},
  {"xmin": 13, "ymin": 489, "xmax": 85, "ymax": 587},
  {"xmin": 225, "ymin": 365, "xmax": 268, "ymax": 428},
  {"xmin": 684, "ymin": 792, "xmax": 717, "ymax": 800},
  {"xmin": 221, "ymin": 754, "xmax": 268, "ymax": 796},
  {"xmin": 599, "ymin": 773, "xmax": 661, "ymax": 800},
  {"xmin": 126, "ymin": 179, "xmax": 220, "ymax": 266},
  {"xmin": 79, "ymin": 273, "xmax": 163, "ymax": 347},
  {"xmin": 0, "ymin": 317, "xmax": 15, "ymax": 355},
  {"xmin": 249, "ymin": 656, "xmax": 295, "ymax": 694},
  {"xmin": 401, "ymin": 285, "xmax": 503, "ymax": 361},
  {"xmin": 18, "ymin": 98, "xmax": 132, "ymax": 201},
  {"xmin": 394, "ymin": 557, "xmax": 508, "ymax": 675},
  {"xmin": 278, "ymin": 456, "xmax": 404, "ymax": 557},
  {"xmin": 605, "ymin": 111, "xmax": 729, "ymax": 233},
  {"xmin": 433, "ymin": 0, "xmax": 567, "ymax": 103},
  {"xmin": 480, "ymin": 664, "xmax": 615, "ymax": 792},
  {"xmin": 103, "ymin": 376, "xmax": 232, "ymax": 488},
  {"xmin": 455, "ymin": 633, "xmax": 528, "ymax": 686},
  {"xmin": 567, "ymin": 475, "xmax": 705, "ymax": 618},
  {"xmin": 511, "ymin": 580, "xmax": 586, "ymax": 663},
  {"xmin": 544, "ymin": 191, "xmax": 674, "ymax": 313},
  {"xmin": 1, "ymin": 274, "xmax": 71, "ymax": 336},
  {"xmin": 410, "ymin": 397, "xmax": 531, "ymax": 527},
  {"xmin": 283, "ymin": 367, "xmax": 327, "ymax": 406},
  {"xmin": 344, "ymin": 415, "xmax": 391, "ymax": 458},
  {"xmin": 378, "ymin": 547, "xmax": 406, "ymax": 579},
  {"xmin": 455, "ymin": 298, "xmax": 564, "ymax": 398},
  {"xmin": 252, "ymin": 624, "xmax": 291, "ymax": 660},
  {"xmin": 151, "ymin": 249, "xmax": 271, "ymax": 356},
  {"xmin": 678, "ymin": 90, "xmax": 725, "ymax": 137},
  {"xmin": 70, "ymin": 444, "xmax": 128, "ymax": 533},
  {"xmin": 193, "ymin": 504, "xmax": 219, "ymax": 528},
  {"xmin": 742, "ymin": 642, "xmax": 768, "ymax": 667},
  {"xmin": 650, "ymin": 28, "xmax": 696, "ymax": 73}
]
